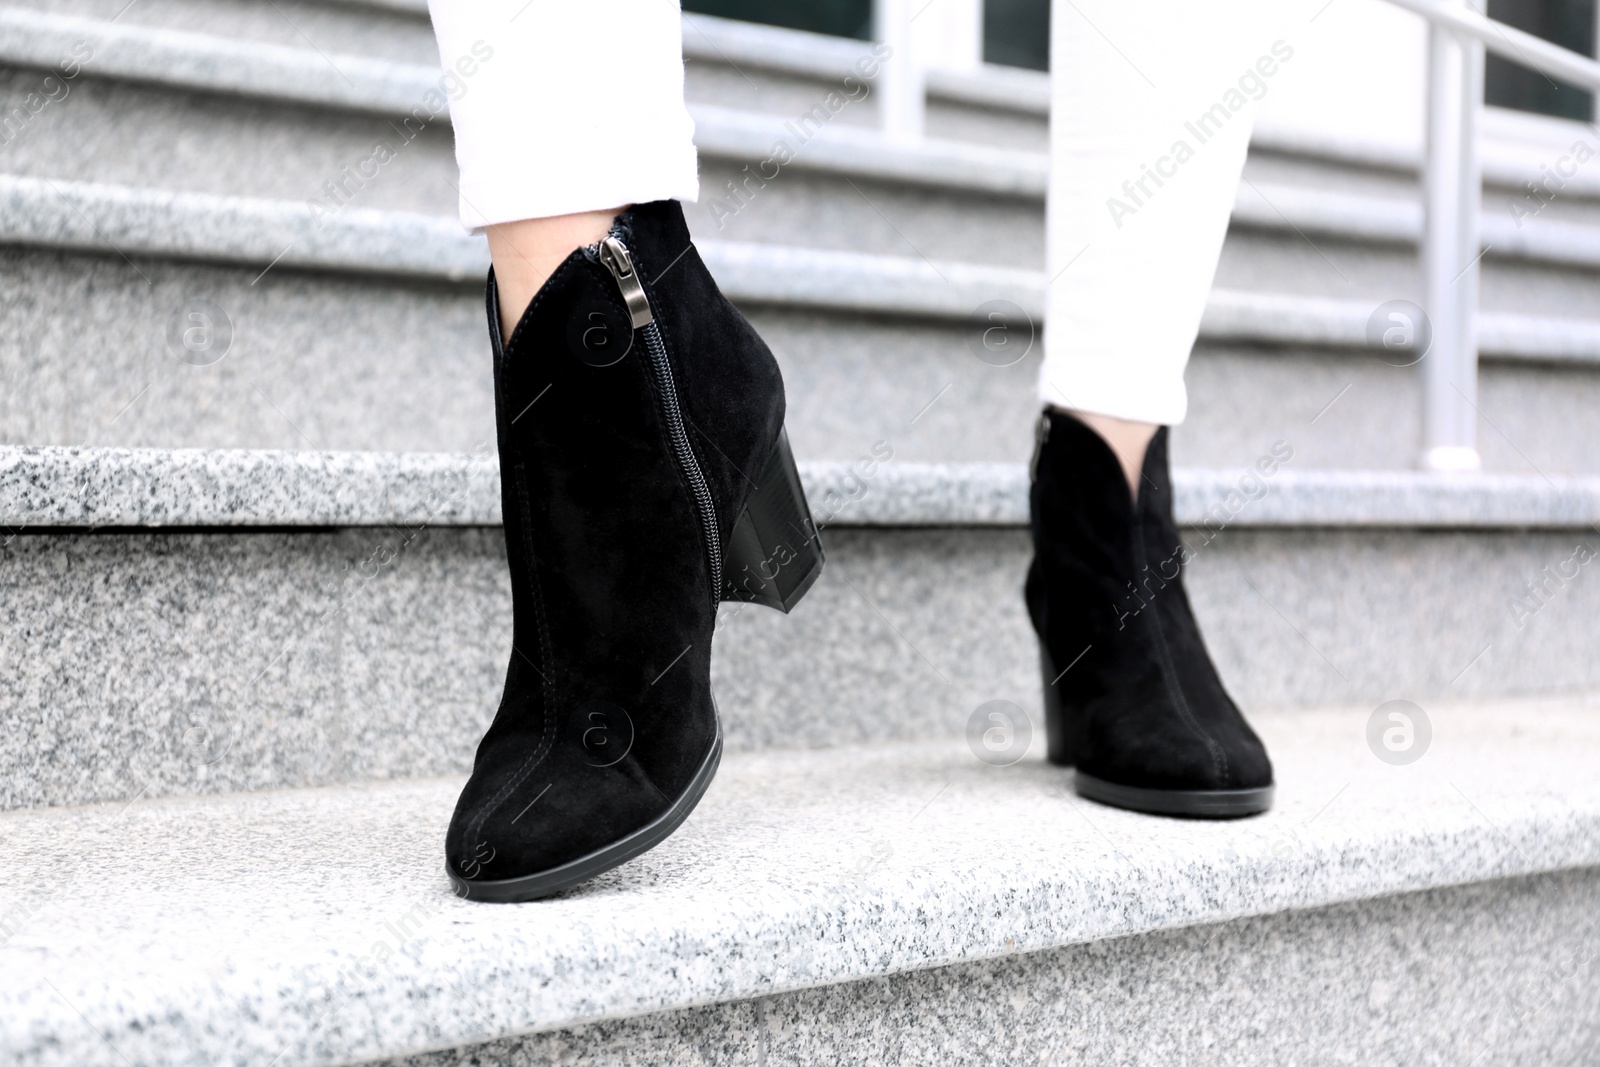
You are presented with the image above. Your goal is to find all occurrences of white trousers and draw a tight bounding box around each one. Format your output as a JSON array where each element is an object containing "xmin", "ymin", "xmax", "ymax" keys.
[
  {"xmin": 427, "ymin": 0, "xmax": 1283, "ymax": 425},
  {"xmin": 425, "ymin": 0, "xmax": 699, "ymax": 229},
  {"xmin": 1042, "ymin": 0, "xmax": 1283, "ymax": 425}
]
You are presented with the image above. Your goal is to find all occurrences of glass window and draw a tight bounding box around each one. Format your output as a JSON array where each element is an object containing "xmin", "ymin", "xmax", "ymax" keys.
[
  {"xmin": 984, "ymin": 0, "xmax": 1051, "ymax": 70},
  {"xmin": 1485, "ymin": 0, "xmax": 1595, "ymax": 120},
  {"xmin": 683, "ymin": 0, "xmax": 873, "ymax": 39}
]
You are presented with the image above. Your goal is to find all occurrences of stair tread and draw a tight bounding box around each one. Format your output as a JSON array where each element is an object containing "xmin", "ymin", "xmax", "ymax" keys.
[
  {"xmin": 2, "ymin": 698, "xmax": 1597, "ymax": 1067},
  {"xmin": 7, "ymin": 444, "xmax": 1600, "ymax": 529}
]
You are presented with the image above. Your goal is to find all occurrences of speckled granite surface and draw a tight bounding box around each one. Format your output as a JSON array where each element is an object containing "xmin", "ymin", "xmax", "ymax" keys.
[
  {"xmin": 10, "ymin": 7, "xmax": 1600, "ymax": 273},
  {"xmin": 0, "ymin": 528, "xmax": 510, "ymax": 808},
  {"xmin": 0, "ymin": 702, "xmax": 1597, "ymax": 1067},
  {"xmin": 814, "ymin": 463, "xmax": 1600, "ymax": 528},
  {"xmin": 1177, "ymin": 467, "xmax": 1600, "ymax": 528},
  {"xmin": 1202, "ymin": 288, "xmax": 1600, "ymax": 362},
  {"xmin": 0, "ymin": 445, "xmax": 502, "ymax": 526},
  {"xmin": 0, "ymin": 0, "xmax": 442, "ymax": 66},
  {"xmin": 0, "ymin": 528, "xmax": 1035, "ymax": 807},
  {"xmin": 0, "ymin": 173, "xmax": 488, "ymax": 282},
  {"xmin": 0, "ymin": 172, "xmax": 1036, "ymax": 316},
  {"xmin": 396, "ymin": 869, "xmax": 1600, "ymax": 1066},
  {"xmin": 7, "ymin": 259, "xmax": 1599, "ymax": 471},
  {"xmin": 8, "ymin": 445, "xmax": 1600, "ymax": 528},
  {"xmin": 5, "ymin": 523, "xmax": 1600, "ymax": 808},
  {"xmin": 7, "ymin": 172, "xmax": 1600, "ymax": 338},
  {"xmin": 0, "ymin": 6, "xmax": 437, "ymax": 113}
]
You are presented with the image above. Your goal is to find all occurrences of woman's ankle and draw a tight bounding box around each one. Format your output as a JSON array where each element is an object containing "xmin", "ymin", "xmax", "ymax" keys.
[
  {"xmin": 486, "ymin": 207, "xmax": 628, "ymax": 341},
  {"xmin": 1049, "ymin": 407, "xmax": 1158, "ymax": 501}
]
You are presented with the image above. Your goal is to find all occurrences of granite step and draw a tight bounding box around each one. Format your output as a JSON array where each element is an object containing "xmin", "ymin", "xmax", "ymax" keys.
[
  {"xmin": 0, "ymin": 5, "xmax": 1042, "ymax": 233},
  {"xmin": 6, "ymin": 9, "xmax": 1600, "ymax": 473},
  {"xmin": 0, "ymin": 0, "xmax": 1047, "ymax": 148},
  {"xmin": 7, "ymin": 0, "xmax": 1600, "ymax": 196},
  {"xmin": 4, "ymin": 175, "xmax": 1600, "ymax": 472},
  {"xmin": 4, "ymin": 445, "xmax": 1600, "ymax": 809},
  {"xmin": 5, "ymin": 0, "xmax": 1022, "ymax": 126},
  {"xmin": 1, "ymin": 698, "xmax": 1597, "ymax": 1066},
  {"xmin": 7, "ymin": 8, "xmax": 1600, "ymax": 265}
]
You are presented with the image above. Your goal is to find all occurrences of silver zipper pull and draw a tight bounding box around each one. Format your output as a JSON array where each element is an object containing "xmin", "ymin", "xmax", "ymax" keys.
[
  {"xmin": 1029, "ymin": 410, "xmax": 1051, "ymax": 482},
  {"xmin": 598, "ymin": 237, "xmax": 653, "ymax": 329}
]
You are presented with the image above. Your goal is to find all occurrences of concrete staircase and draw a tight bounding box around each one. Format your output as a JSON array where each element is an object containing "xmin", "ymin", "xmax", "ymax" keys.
[{"xmin": 2, "ymin": 1, "xmax": 1599, "ymax": 1063}]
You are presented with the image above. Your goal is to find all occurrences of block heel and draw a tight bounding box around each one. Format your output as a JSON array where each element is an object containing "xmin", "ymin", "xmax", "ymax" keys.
[
  {"xmin": 722, "ymin": 427, "xmax": 824, "ymax": 613},
  {"xmin": 1039, "ymin": 645, "xmax": 1078, "ymax": 767}
]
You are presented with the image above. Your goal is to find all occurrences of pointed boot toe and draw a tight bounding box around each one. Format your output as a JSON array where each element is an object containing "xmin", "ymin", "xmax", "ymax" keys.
[
  {"xmin": 448, "ymin": 201, "xmax": 824, "ymax": 901},
  {"xmin": 1027, "ymin": 410, "xmax": 1274, "ymax": 819}
]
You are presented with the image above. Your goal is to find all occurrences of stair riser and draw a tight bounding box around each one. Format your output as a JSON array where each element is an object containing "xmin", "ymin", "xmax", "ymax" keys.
[
  {"xmin": 1214, "ymin": 228, "xmax": 1600, "ymax": 317},
  {"xmin": 1175, "ymin": 345, "xmax": 1600, "ymax": 477},
  {"xmin": 684, "ymin": 62, "xmax": 880, "ymax": 135},
  {"xmin": 5, "ymin": 249, "xmax": 1600, "ymax": 474},
  {"xmin": 2, "ymin": 0, "xmax": 442, "ymax": 64},
  {"xmin": 0, "ymin": 248, "xmax": 498, "ymax": 455},
  {"xmin": 0, "ymin": 68, "xmax": 465, "ymax": 215},
  {"xmin": 381, "ymin": 869, "xmax": 1600, "ymax": 1067},
  {"xmin": 4, "ymin": 522, "xmax": 1598, "ymax": 809},
  {"xmin": 688, "ymin": 158, "xmax": 1041, "ymax": 266},
  {"xmin": 687, "ymin": 58, "xmax": 1051, "ymax": 151},
  {"xmin": 0, "ymin": 67, "xmax": 1043, "ymax": 265},
  {"xmin": 923, "ymin": 97, "xmax": 1047, "ymax": 150}
]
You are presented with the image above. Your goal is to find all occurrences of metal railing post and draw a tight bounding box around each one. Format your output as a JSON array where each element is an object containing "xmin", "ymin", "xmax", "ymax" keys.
[
  {"xmin": 875, "ymin": 0, "xmax": 924, "ymax": 141},
  {"xmin": 1420, "ymin": 0, "xmax": 1486, "ymax": 471}
]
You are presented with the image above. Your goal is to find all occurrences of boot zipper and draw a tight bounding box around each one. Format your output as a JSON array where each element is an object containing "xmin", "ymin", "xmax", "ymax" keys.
[
  {"xmin": 598, "ymin": 235, "xmax": 722, "ymax": 605},
  {"xmin": 1029, "ymin": 411, "xmax": 1051, "ymax": 482}
]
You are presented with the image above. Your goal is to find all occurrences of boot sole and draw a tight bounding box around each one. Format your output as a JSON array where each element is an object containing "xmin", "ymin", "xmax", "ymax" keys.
[
  {"xmin": 1041, "ymin": 646, "xmax": 1273, "ymax": 819},
  {"xmin": 1073, "ymin": 771, "xmax": 1274, "ymax": 818},
  {"xmin": 448, "ymin": 727, "xmax": 724, "ymax": 902}
]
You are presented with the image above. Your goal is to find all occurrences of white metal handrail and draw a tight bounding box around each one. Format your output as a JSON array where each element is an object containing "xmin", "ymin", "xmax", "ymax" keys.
[
  {"xmin": 874, "ymin": 0, "xmax": 925, "ymax": 143},
  {"xmin": 1389, "ymin": 0, "xmax": 1600, "ymax": 92},
  {"xmin": 1414, "ymin": 0, "xmax": 1487, "ymax": 471},
  {"xmin": 1388, "ymin": 0, "xmax": 1600, "ymax": 470},
  {"xmin": 873, "ymin": 0, "xmax": 1600, "ymax": 472}
]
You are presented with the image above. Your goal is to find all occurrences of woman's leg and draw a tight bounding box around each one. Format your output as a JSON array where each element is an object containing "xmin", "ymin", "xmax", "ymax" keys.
[
  {"xmin": 426, "ymin": 1, "xmax": 823, "ymax": 901},
  {"xmin": 484, "ymin": 212, "xmax": 620, "ymax": 341},
  {"xmin": 426, "ymin": 0, "xmax": 699, "ymax": 337},
  {"xmin": 1041, "ymin": 0, "xmax": 1283, "ymax": 490},
  {"xmin": 1028, "ymin": 0, "xmax": 1284, "ymax": 817}
]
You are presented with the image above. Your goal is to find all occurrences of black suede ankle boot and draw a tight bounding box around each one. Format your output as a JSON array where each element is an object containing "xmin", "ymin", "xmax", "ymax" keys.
[
  {"xmin": 1025, "ymin": 410, "xmax": 1273, "ymax": 817},
  {"xmin": 447, "ymin": 200, "xmax": 824, "ymax": 901}
]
